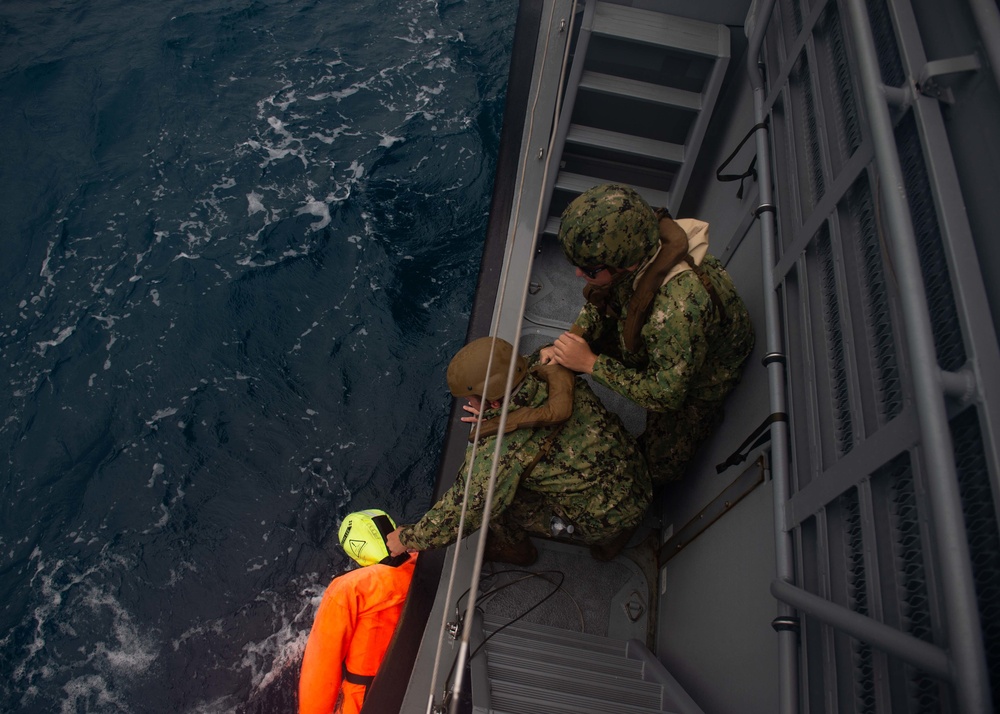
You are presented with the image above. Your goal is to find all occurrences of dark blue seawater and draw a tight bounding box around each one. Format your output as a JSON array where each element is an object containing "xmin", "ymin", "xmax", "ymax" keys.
[{"xmin": 0, "ymin": 1, "xmax": 516, "ymax": 711}]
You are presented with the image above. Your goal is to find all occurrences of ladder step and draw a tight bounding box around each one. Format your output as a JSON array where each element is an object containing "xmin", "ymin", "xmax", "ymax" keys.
[
  {"xmin": 483, "ymin": 615, "xmax": 627, "ymax": 655},
  {"xmin": 487, "ymin": 665, "xmax": 664, "ymax": 709},
  {"xmin": 553, "ymin": 172, "xmax": 672, "ymax": 212},
  {"xmin": 592, "ymin": 1, "xmax": 728, "ymax": 57},
  {"xmin": 580, "ymin": 71, "xmax": 702, "ymax": 112},
  {"xmin": 490, "ymin": 680, "xmax": 670, "ymax": 714},
  {"xmin": 567, "ymin": 124, "xmax": 685, "ymax": 164},
  {"xmin": 486, "ymin": 641, "xmax": 644, "ymax": 678}
]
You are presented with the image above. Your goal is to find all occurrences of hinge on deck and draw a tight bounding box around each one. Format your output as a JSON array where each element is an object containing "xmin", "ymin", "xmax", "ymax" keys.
[{"xmin": 915, "ymin": 54, "xmax": 981, "ymax": 104}]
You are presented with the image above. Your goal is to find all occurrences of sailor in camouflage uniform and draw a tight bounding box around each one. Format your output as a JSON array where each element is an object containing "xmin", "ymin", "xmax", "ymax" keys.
[
  {"xmin": 543, "ymin": 183, "xmax": 754, "ymax": 485},
  {"xmin": 386, "ymin": 336, "xmax": 650, "ymax": 565}
]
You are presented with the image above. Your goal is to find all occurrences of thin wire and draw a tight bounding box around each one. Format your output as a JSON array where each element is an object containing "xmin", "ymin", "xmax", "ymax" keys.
[
  {"xmin": 469, "ymin": 569, "xmax": 566, "ymax": 659},
  {"xmin": 473, "ymin": 568, "xmax": 586, "ymax": 633},
  {"xmin": 437, "ymin": 568, "xmax": 572, "ymax": 699},
  {"xmin": 427, "ymin": 0, "xmax": 577, "ymax": 714},
  {"xmin": 439, "ymin": 1, "xmax": 581, "ymax": 711}
]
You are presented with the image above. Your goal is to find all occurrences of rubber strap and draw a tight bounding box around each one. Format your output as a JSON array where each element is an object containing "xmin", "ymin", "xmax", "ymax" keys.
[
  {"xmin": 716, "ymin": 120, "xmax": 769, "ymax": 199},
  {"xmin": 715, "ymin": 412, "xmax": 787, "ymax": 474},
  {"xmin": 343, "ymin": 662, "xmax": 375, "ymax": 702}
]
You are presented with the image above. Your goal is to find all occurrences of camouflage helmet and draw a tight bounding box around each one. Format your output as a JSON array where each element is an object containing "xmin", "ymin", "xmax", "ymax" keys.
[
  {"xmin": 447, "ymin": 336, "xmax": 527, "ymax": 401},
  {"xmin": 557, "ymin": 183, "xmax": 658, "ymax": 268}
]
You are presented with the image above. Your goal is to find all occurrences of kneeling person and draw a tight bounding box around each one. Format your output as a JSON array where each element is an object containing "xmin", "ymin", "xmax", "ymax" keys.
[{"xmin": 387, "ymin": 337, "xmax": 651, "ymax": 565}]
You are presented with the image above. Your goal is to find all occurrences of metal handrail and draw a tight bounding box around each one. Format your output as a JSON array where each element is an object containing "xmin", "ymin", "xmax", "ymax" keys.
[
  {"xmin": 969, "ymin": 0, "xmax": 1000, "ymax": 97},
  {"xmin": 744, "ymin": 4, "xmax": 798, "ymax": 714},
  {"xmin": 748, "ymin": 0, "xmax": 993, "ymax": 710},
  {"xmin": 841, "ymin": 0, "xmax": 991, "ymax": 710},
  {"xmin": 771, "ymin": 580, "xmax": 951, "ymax": 680}
]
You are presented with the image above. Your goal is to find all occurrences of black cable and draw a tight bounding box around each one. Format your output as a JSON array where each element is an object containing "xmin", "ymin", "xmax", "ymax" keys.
[
  {"xmin": 438, "ymin": 567, "xmax": 568, "ymax": 699},
  {"xmin": 468, "ymin": 569, "xmax": 566, "ymax": 660}
]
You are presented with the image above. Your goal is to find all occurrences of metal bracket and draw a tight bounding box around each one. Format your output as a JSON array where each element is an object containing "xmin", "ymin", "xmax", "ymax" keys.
[
  {"xmin": 915, "ymin": 54, "xmax": 981, "ymax": 104},
  {"xmin": 771, "ymin": 615, "xmax": 801, "ymax": 634},
  {"xmin": 940, "ymin": 366, "xmax": 976, "ymax": 404},
  {"xmin": 658, "ymin": 455, "xmax": 766, "ymax": 564}
]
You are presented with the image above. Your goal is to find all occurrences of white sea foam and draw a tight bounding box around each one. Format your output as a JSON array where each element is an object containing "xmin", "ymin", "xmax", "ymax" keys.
[
  {"xmin": 378, "ymin": 132, "xmax": 404, "ymax": 147},
  {"xmin": 145, "ymin": 407, "xmax": 178, "ymax": 426},
  {"xmin": 36, "ymin": 326, "xmax": 76, "ymax": 355},
  {"xmin": 240, "ymin": 582, "xmax": 326, "ymax": 699},
  {"xmin": 295, "ymin": 196, "xmax": 331, "ymax": 232},
  {"xmin": 147, "ymin": 462, "xmax": 165, "ymax": 488},
  {"xmin": 247, "ymin": 191, "xmax": 266, "ymax": 215},
  {"xmin": 16, "ymin": 550, "xmax": 159, "ymax": 713}
]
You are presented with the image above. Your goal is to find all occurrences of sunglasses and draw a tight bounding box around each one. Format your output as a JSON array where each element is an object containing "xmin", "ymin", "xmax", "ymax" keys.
[{"xmin": 579, "ymin": 264, "xmax": 608, "ymax": 279}]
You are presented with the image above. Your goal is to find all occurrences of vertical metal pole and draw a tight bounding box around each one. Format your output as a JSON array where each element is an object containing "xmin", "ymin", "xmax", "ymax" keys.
[
  {"xmin": 746, "ymin": 2, "xmax": 799, "ymax": 713},
  {"xmin": 968, "ymin": 0, "xmax": 1000, "ymax": 97},
  {"xmin": 842, "ymin": 0, "xmax": 992, "ymax": 711}
]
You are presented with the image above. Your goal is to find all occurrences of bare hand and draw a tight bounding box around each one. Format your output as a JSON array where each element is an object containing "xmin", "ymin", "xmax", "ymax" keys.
[
  {"xmin": 539, "ymin": 345, "xmax": 556, "ymax": 365},
  {"xmin": 552, "ymin": 332, "xmax": 598, "ymax": 374},
  {"xmin": 386, "ymin": 526, "xmax": 408, "ymax": 557},
  {"xmin": 460, "ymin": 396, "xmax": 483, "ymax": 424}
]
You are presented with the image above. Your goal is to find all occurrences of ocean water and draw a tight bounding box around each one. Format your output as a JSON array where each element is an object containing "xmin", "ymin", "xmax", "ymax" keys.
[{"xmin": 0, "ymin": 1, "xmax": 516, "ymax": 711}]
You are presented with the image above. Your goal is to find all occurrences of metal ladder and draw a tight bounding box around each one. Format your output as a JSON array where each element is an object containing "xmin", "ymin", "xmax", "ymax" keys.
[
  {"xmin": 470, "ymin": 613, "xmax": 705, "ymax": 714},
  {"xmin": 540, "ymin": 0, "xmax": 731, "ymax": 230}
]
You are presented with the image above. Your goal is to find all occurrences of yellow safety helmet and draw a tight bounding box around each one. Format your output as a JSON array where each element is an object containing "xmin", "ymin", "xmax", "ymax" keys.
[{"xmin": 339, "ymin": 509, "xmax": 397, "ymax": 567}]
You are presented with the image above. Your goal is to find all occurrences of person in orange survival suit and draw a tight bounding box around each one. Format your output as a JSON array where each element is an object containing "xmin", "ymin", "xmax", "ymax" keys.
[{"xmin": 299, "ymin": 509, "xmax": 417, "ymax": 714}]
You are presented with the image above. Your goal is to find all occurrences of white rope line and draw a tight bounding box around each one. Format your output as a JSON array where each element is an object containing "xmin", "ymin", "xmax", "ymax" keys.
[
  {"xmin": 443, "ymin": 0, "xmax": 580, "ymax": 710},
  {"xmin": 423, "ymin": 0, "xmax": 574, "ymax": 699}
]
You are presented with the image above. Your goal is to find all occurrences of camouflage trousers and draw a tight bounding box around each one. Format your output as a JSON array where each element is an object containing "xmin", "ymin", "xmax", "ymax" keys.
[
  {"xmin": 642, "ymin": 397, "xmax": 725, "ymax": 485},
  {"xmin": 488, "ymin": 475, "xmax": 648, "ymax": 547}
]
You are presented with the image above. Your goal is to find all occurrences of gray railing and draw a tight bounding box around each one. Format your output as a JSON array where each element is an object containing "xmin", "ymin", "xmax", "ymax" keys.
[{"xmin": 746, "ymin": 0, "xmax": 998, "ymax": 711}]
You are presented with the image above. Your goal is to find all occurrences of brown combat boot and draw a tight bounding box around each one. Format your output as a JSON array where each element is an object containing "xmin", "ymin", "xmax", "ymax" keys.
[{"xmin": 485, "ymin": 533, "xmax": 538, "ymax": 566}]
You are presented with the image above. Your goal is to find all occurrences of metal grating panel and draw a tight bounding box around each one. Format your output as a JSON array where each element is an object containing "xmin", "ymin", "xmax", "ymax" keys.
[
  {"xmin": 789, "ymin": 53, "xmax": 825, "ymax": 219},
  {"xmin": 951, "ymin": 407, "xmax": 1000, "ymax": 707},
  {"xmin": 894, "ymin": 112, "xmax": 967, "ymax": 371},
  {"xmin": 841, "ymin": 173, "xmax": 904, "ymax": 426},
  {"xmin": 813, "ymin": 1, "xmax": 863, "ymax": 165},
  {"xmin": 753, "ymin": 0, "xmax": 1000, "ymax": 710},
  {"xmin": 865, "ymin": 0, "xmax": 905, "ymax": 88},
  {"xmin": 816, "ymin": 223, "xmax": 855, "ymax": 457},
  {"xmin": 841, "ymin": 488, "xmax": 876, "ymax": 713},
  {"xmin": 883, "ymin": 452, "xmax": 942, "ymax": 713}
]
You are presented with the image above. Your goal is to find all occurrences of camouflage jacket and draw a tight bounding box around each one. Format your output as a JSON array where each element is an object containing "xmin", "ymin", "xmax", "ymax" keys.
[
  {"xmin": 397, "ymin": 363, "xmax": 650, "ymax": 550},
  {"xmin": 575, "ymin": 252, "xmax": 754, "ymax": 413}
]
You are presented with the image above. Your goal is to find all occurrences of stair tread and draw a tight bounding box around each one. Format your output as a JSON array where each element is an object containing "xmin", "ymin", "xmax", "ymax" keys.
[
  {"xmin": 567, "ymin": 124, "xmax": 685, "ymax": 164},
  {"xmin": 593, "ymin": 1, "xmax": 728, "ymax": 57},
  {"xmin": 485, "ymin": 638, "xmax": 645, "ymax": 673},
  {"xmin": 491, "ymin": 680, "xmax": 671, "ymax": 714},
  {"xmin": 580, "ymin": 71, "xmax": 702, "ymax": 111},
  {"xmin": 482, "ymin": 616, "xmax": 627, "ymax": 653},
  {"xmin": 487, "ymin": 654, "xmax": 656, "ymax": 693}
]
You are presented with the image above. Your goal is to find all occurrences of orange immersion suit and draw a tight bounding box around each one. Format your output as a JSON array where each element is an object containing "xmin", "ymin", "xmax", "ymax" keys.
[{"xmin": 299, "ymin": 554, "xmax": 417, "ymax": 714}]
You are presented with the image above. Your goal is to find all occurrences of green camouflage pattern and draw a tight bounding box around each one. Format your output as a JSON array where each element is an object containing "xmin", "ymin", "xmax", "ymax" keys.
[
  {"xmin": 577, "ymin": 254, "xmax": 754, "ymax": 484},
  {"xmin": 397, "ymin": 358, "xmax": 651, "ymax": 549},
  {"xmin": 558, "ymin": 183, "xmax": 659, "ymax": 269}
]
